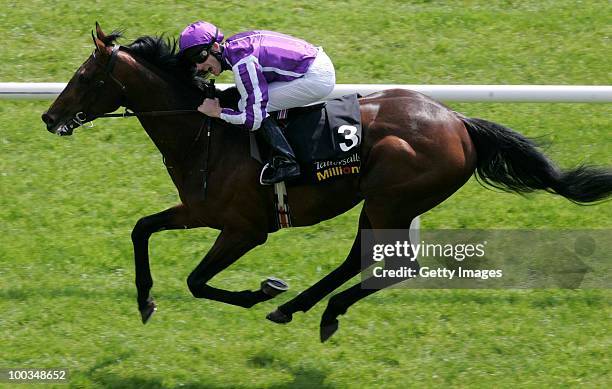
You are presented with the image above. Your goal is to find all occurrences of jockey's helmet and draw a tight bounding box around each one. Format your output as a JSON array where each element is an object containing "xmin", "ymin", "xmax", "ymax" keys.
[{"xmin": 178, "ymin": 21, "xmax": 224, "ymax": 63}]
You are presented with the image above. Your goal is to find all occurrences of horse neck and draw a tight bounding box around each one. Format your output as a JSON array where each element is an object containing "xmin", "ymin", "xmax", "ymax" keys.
[{"xmin": 120, "ymin": 58, "xmax": 205, "ymax": 163}]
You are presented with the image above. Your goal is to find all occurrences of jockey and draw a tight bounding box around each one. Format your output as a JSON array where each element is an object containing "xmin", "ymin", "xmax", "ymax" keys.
[{"xmin": 178, "ymin": 21, "xmax": 336, "ymax": 185}]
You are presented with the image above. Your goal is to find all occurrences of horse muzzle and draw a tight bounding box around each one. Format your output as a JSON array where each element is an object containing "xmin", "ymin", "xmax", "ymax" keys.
[{"xmin": 42, "ymin": 111, "xmax": 92, "ymax": 136}]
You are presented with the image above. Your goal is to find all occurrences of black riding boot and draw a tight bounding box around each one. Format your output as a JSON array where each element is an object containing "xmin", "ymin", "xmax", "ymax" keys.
[{"xmin": 259, "ymin": 116, "xmax": 300, "ymax": 185}]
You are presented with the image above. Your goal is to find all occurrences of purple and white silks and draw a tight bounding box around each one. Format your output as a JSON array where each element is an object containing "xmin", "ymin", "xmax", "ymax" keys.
[{"xmin": 219, "ymin": 31, "xmax": 319, "ymax": 131}]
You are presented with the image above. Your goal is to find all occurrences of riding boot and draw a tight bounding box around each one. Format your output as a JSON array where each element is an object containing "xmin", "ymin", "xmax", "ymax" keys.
[{"xmin": 259, "ymin": 116, "xmax": 300, "ymax": 185}]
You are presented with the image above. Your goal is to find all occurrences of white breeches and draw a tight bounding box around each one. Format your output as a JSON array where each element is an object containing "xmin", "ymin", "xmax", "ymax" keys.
[{"xmin": 266, "ymin": 47, "xmax": 336, "ymax": 112}]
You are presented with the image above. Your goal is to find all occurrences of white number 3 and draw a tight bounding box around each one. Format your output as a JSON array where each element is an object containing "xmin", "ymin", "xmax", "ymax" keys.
[{"xmin": 338, "ymin": 125, "xmax": 359, "ymax": 152}]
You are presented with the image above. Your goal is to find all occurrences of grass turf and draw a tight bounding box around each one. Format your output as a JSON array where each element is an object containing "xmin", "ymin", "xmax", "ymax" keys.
[{"xmin": 0, "ymin": 1, "xmax": 610, "ymax": 388}]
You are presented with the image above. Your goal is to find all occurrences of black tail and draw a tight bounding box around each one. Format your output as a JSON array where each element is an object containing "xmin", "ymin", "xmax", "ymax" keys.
[{"xmin": 460, "ymin": 117, "xmax": 612, "ymax": 204}]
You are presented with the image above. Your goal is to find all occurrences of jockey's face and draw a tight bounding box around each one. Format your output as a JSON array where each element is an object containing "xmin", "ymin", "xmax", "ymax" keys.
[{"xmin": 195, "ymin": 42, "xmax": 222, "ymax": 77}]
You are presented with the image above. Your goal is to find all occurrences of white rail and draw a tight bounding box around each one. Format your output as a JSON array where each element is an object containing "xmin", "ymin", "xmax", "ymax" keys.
[
  {"xmin": 2, "ymin": 82, "xmax": 611, "ymax": 102},
  {"xmin": 11, "ymin": 83, "xmax": 608, "ymax": 233}
]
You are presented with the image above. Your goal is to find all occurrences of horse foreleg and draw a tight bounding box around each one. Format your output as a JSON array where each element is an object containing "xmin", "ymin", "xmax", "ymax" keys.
[
  {"xmin": 186, "ymin": 229, "xmax": 285, "ymax": 308},
  {"xmin": 131, "ymin": 204, "xmax": 195, "ymax": 323},
  {"xmin": 267, "ymin": 210, "xmax": 371, "ymax": 324}
]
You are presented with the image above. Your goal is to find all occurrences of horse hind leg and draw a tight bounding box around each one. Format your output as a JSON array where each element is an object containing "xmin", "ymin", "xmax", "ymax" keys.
[
  {"xmin": 319, "ymin": 176, "xmax": 469, "ymax": 342},
  {"xmin": 319, "ymin": 198, "xmax": 421, "ymax": 342},
  {"xmin": 316, "ymin": 114, "xmax": 477, "ymax": 341},
  {"xmin": 266, "ymin": 210, "xmax": 371, "ymax": 325}
]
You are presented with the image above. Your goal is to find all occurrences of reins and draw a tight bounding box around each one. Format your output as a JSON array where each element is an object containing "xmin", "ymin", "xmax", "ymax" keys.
[{"xmin": 98, "ymin": 109, "xmax": 199, "ymax": 118}]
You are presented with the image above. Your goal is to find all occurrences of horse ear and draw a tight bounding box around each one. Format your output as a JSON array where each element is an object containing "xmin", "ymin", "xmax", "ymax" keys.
[
  {"xmin": 92, "ymin": 30, "xmax": 108, "ymax": 56},
  {"xmin": 95, "ymin": 21, "xmax": 107, "ymax": 41}
]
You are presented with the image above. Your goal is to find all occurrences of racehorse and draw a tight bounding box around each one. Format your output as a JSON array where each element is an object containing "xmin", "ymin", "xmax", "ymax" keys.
[{"xmin": 42, "ymin": 24, "xmax": 612, "ymax": 342}]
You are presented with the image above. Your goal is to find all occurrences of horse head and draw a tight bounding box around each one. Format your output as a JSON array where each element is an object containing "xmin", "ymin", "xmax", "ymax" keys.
[{"xmin": 41, "ymin": 23, "xmax": 127, "ymax": 136}]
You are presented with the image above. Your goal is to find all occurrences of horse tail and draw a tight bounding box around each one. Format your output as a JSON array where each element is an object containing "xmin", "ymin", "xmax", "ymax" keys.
[{"xmin": 460, "ymin": 116, "xmax": 612, "ymax": 204}]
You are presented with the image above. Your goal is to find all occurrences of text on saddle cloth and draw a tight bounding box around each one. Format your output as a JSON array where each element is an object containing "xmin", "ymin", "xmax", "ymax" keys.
[{"xmin": 267, "ymin": 93, "xmax": 363, "ymax": 184}]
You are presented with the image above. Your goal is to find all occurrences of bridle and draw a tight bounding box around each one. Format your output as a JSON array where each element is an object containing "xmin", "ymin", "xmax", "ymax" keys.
[
  {"xmin": 101, "ymin": 44, "xmax": 127, "ymax": 93},
  {"xmin": 65, "ymin": 44, "xmax": 215, "ymax": 198}
]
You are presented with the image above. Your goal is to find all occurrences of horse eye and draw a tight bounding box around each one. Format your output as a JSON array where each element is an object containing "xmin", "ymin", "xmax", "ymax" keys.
[{"xmin": 95, "ymin": 80, "xmax": 105, "ymax": 88}]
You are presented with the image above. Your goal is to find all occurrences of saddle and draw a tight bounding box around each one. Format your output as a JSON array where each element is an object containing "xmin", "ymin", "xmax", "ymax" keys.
[
  {"xmin": 248, "ymin": 93, "xmax": 363, "ymax": 185},
  {"xmin": 213, "ymin": 87, "xmax": 363, "ymax": 229}
]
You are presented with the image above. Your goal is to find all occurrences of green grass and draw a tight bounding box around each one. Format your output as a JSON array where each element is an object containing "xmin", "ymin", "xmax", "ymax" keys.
[{"xmin": 1, "ymin": 1, "xmax": 611, "ymax": 388}]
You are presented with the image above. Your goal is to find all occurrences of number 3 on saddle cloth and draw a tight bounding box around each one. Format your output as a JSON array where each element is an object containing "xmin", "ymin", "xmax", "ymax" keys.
[{"xmin": 253, "ymin": 93, "xmax": 363, "ymax": 186}]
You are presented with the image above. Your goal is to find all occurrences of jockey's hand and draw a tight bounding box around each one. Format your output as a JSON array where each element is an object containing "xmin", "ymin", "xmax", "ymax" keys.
[{"xmin": 198, "ymin": 98, "xmax": 221, "ymax": 118}]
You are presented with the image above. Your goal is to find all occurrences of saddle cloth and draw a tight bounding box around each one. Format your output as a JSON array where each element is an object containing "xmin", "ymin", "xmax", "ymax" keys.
[{"xmin": 259, "ymin": 93, "xmax": 363, "ymax": 185}]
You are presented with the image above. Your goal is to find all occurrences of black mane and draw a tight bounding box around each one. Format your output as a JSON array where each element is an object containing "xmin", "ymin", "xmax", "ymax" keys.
[
  {"xmin": 125, "ymin": 35, "xmax": 195, "ymax": 84},
  {"xmin": 104, "ymin": 30, "xmax": 198, "ymax": 86},
  {"xmin": 102, "ymin": 30, "xmax": 239, "ymax": 105}
]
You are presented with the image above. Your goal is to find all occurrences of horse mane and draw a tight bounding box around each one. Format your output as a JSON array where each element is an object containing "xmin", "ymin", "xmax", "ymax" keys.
[
  {"xmin": 126, "ymin": 35, "xmax": 196, "ymax": 85},
  {"xmin": 101, "ymin": 29, "xmax": 240, "ymax": 108},
  {"xmin": 99, "ymin": 29, "xmax": 124, "ymax": 46},
  {"xmin": 102, "ymin": 29, "xmax": 202, "ymax": 88}
]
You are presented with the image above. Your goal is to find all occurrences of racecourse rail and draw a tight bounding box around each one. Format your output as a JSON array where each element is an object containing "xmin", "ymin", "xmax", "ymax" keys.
[
  {"xmin": 5, "ymin": 83, "xmax": 610, "ymax": 236},
  {"xmin": 1, "ymin": 83, "xmax": 611, "ymax": 102}
]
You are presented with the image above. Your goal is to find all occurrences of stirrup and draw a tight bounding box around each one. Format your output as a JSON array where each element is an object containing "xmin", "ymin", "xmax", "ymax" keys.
[
  {"xmin": 259, "ymin": 162, "xmax": 300, "ymax": 185},
  {"xmin": 259, "ymin": 163, "xmax": 273, "ymax": 185}
]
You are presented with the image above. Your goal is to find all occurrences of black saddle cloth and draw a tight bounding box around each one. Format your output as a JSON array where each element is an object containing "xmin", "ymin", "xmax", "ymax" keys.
[
  {"xmin": 273, "ymin": 93, "xmax": 362, "ymax": 184},
  {"xmin": 216, "ymin": 87, "xmax": 363, "ymax": 185}
]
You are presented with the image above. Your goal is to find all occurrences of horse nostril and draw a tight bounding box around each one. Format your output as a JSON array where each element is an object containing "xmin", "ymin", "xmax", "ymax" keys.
[{"xmin": 41, "ymin": 112, "xmax": 57, "ymax": 130}]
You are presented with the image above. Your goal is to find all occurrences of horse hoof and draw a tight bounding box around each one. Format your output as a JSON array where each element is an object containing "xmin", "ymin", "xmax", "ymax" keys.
[
  {"xmin": 139, "ymin": 298, "xmax": 157, "ymax": 324},
  {"xmin": 260, "ymin": 277, "xmax": 289, "ymax": 297},
  {"xmin": 320, "ymin": 319, "xmax": 339, "ymax": 343},
  {"xmin": 266, "ymin": 308, "xmax": 293, "ymax": 324}
]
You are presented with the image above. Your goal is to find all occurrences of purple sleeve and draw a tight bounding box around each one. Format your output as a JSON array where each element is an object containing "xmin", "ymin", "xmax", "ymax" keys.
[{"xmin": 219, "ymin": 56, "xmax": 269, "ymax": 131}]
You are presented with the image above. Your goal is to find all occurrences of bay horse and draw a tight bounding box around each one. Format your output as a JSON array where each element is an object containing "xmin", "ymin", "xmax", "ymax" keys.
[{"xmin": 42, "ymin": 24, "xmax": 612, "ymax": 342}]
